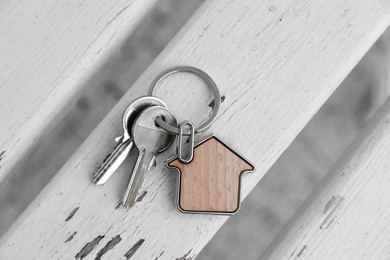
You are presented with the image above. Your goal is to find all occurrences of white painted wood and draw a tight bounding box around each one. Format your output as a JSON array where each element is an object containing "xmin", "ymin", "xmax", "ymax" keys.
[
  {"xmin": 0, "ymin": 0, "xmax": 159, "ymax": 185},
  {"xmin": 1, "ymin": 0, "xmax": 389, "ymax": 259},
  {"xmin": 261, "ymin": 99, "xmax": 390, "ymax": 260}
]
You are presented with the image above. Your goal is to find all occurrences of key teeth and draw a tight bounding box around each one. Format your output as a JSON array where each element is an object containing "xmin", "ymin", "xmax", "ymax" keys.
[{"xmin": 92, "ymin": 138, "xmax": 133, "ymax": 186}]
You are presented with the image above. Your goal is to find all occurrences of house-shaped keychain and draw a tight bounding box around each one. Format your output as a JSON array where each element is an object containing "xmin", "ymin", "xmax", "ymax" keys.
[{"xmin": 167, "ymin": 135, "xmax": 255, "ymax": 215}]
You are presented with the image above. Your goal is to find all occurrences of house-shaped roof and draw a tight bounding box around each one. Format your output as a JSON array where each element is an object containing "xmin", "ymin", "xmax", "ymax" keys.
[{"xmin": 167, "ymin": 135, "xmax": 255, "ymax": 214}]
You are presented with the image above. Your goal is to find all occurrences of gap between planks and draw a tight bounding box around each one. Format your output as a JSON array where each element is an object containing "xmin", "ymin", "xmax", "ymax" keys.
[{"xmin": 261, "ymin": 98, "xmax": 390, "ymax": 260}]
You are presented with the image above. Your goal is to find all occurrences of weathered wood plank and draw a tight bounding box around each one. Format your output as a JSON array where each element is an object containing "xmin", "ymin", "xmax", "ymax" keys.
[
  {"xmin": 1, "ymin": 0, "xmax": 389, "ymax": 259},
  {"xmin": 0, "ymin": 0, "xmax": 159, "ymax": 184},
  {"xmin": 261, "ymin": 98, "xmax": 390, "ymax": 260}
]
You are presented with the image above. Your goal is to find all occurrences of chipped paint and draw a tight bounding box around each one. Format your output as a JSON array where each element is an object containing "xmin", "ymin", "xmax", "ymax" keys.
[
  {"xmin": 136, "ymin": 191, "xmax": 148, "ymax": 202},
  {"xmin": 95, "ymin": 235, "xmax": 122, "ymax": 260},
  {"xmin": 325, "ymin": 218, "xmax": 335, "ymax": 230},
  {"xmin": 155, "ymin": 251, "xmax": 164, "ymax": 260},
  {"xmin": 176, "ymin": 249, "xmax": 193, "ymax": 260},
  {"xmin": 323, "ymin": 196, "xmax": 336, "ymax": 213},
  {"xmin": 320, "ymin": 195, "xmax": 345, "ymax": 230},
  {"xmin": 0, "ymin": 151, "xmax": 5, "ymax": 162},
  {"xmin": 297, "ymin": 245, "xmax": 307, "ymax": 257},
  {"xmin": 124, "ymin": 239, "xmax": 145, "ymax": 259},
  {"xmin": 268, "ymin": 5, "xmax": 276, "ymax": 12},
  {"xmin": 65, "ymin": 207, "xmax": 80, "ymax": 222},
  {"xmin": 65, "ymin": 231, "xmax": 77, "ymax": 243},
  {"xmin": 75, "ymin": 235, "xmax": 104, "ymax": 259},
  {"xmin": 290, "ymin": 248, "xmax": 296, "ymax": 257}
]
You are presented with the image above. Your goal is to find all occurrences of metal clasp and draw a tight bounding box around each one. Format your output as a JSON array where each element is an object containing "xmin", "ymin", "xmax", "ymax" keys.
[{"xmin": 177, "ymin": 121, "xmax": 195, "ymax": 163}]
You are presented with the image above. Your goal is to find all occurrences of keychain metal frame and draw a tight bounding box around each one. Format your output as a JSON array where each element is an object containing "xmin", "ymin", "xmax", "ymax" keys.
[
  {"xmin": 148, "ymin": 65, "xmax": 221, "ymax": 135},
  {"xmin": 166, "ymin": 134, "xmax": 255, "ymax": 215}
]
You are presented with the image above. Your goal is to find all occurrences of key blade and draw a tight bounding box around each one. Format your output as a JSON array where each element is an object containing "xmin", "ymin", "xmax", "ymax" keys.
[
  {"xmin": 122, "ymin": 106, "xmax": 177, "ymax": 209},
  {"xmin": 114, "ymin": 135, "xmax": 123, "ymax": 143},
  {"xmin": 93, "ymin": 138, "xmax": 133, "ymax": 185},
  {"xmin": 123, "ymin": 150, "xmax": 155, "ymax": 208}
]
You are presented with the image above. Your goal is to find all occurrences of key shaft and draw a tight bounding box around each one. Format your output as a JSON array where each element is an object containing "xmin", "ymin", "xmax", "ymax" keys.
[
  {"xmin": 122, "ymin": 149, "xmax": 155, "ymax": 208},
  {"xmin": 122, "ymin": 106, "xmax": 176, "ymax": 209},
  {"xmin": 93, "ymin": 138, "xmax": 133, "ymax": 185}
]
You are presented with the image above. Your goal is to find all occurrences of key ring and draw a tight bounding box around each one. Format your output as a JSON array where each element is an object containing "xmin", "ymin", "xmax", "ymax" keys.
[{"xmin": 148, "ymin": 66, "xmax": 221, "ymax": 135}]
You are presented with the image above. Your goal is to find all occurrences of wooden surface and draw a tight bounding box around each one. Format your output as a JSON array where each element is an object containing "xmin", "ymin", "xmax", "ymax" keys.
[
  {"xmin": 0, "ymin": 0, "xmax": 159, "ymax": 185},
  {"xmin": 168, "ymin": 136, "xmax": 254, "ymax": 214},
  {"xmin": 261, "ymin": 99, "xmax": 390, "ymax": 260},
  {"xmin": 1, "ymin": 0, "xmax": 389, "ymax": 259}
]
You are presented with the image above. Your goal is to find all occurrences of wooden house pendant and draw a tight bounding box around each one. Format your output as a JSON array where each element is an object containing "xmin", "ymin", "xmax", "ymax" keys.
[{"xmin": 167, "ymin": 135, "xmax": 255, "ymax": 215}]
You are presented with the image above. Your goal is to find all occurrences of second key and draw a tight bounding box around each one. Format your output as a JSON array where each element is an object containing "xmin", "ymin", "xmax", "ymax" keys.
[{"xmin": 122, "ymin": 106, "xmax": 177, "ymax": 208}]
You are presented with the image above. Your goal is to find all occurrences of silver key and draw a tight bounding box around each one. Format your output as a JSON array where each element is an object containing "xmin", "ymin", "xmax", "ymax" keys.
[
  {"xmin": 123, "ymin": 106, "xmax": 176, "ymax": 208},
  {"xmin": 93, "ymin": 96, "xmax": 167, "ymax": 185}
]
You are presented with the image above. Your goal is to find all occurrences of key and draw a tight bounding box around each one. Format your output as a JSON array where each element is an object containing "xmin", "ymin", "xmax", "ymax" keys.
[
  {"xmin": 93, "ymin": 96, "xmax": 167, "ymax": 185},
  {"xmin": 123, "ymin": 106, "xmax": 177, "ymax": 208}
]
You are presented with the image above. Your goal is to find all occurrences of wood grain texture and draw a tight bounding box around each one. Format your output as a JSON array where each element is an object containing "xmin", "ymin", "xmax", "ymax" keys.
[
  {"xmin": 0, "ymin": 0, "xmax": 159, "ymax": 185},
  {"xmin": 1, "ymin": 0, "xmax": 389, "ymax": 259},
  {"xmin": 261, "ymin": 99, "xmax": 390, "ymax": 260},
  {"xmin": 168, "ymin": 136, "xmax": 254, "ymax": 214}
]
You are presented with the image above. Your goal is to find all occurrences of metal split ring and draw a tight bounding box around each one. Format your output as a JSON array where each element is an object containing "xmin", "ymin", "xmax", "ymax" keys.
[{"xmin": 148, "ymin": 66, "xmax": 221, "ymax": 135}]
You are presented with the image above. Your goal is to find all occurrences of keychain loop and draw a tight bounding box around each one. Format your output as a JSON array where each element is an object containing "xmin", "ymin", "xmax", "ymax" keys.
[{"xmin": 148, "ymin": 66, "xmax": 221, "ymax": 135}]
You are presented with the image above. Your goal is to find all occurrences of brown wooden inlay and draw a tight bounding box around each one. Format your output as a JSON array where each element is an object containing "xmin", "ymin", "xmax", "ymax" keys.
[{"xmin": 168, "ymin": 136, "xmax": 254, "ymax": 213}]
